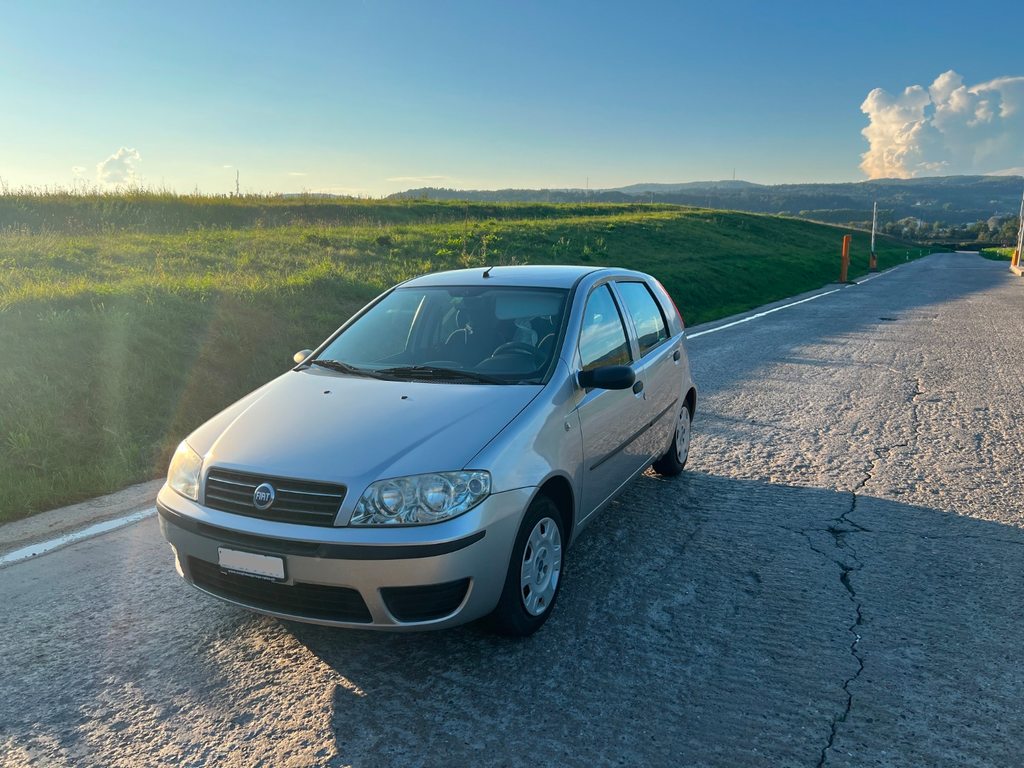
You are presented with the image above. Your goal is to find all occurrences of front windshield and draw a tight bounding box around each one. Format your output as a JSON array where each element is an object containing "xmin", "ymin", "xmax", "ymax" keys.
[{"xmin": 316, "ymin": 285, "xmax": 569, "ymax": 384}]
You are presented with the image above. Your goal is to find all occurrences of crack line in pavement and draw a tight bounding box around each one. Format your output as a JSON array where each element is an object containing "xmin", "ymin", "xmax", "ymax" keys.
[
  {"xmin": 811, "ymin": 374, "xmax": 930, "ymax": 765},
  {"xmin": 780, "ymin": 372, "xmax": 929, "ymax": 765},
  {"xmin": 814, "ymin": 489, "xmax": 866, "ymax": 768},
  {"xmin": 803, "ymin": 459, "xmax": 872, "ymax": 768}
]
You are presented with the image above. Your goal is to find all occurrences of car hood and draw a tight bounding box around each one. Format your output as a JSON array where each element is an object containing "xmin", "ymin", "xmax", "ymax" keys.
[{"xmin": 193, "ymin": 368, "xmax": 540, "ymax": 487}]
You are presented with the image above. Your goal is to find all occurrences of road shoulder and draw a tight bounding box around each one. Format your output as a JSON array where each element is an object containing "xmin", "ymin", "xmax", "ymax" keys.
[{"xmin": 0, "ymin": 479, "xmax": 162, "ymax": 559}]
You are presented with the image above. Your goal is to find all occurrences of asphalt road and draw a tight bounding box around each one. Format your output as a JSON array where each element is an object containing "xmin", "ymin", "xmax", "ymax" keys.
[{"xmin": 3, "ymin": 252, "xmax": 1023, "ymax": 767}]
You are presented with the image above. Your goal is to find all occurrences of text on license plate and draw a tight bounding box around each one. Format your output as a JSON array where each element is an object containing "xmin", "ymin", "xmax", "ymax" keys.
[{"xmin": 217, "ymin": 547, "xmax": 286, "ymax": 580}]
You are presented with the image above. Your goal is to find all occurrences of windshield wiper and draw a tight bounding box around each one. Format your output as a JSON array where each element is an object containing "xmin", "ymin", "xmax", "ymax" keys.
[
  {"xmin": 309, "ymin": 359, "xmax": 390, "ymax": 379},
  {"xmin": 378, "ymin": 365, "xmax": 506, "ymax": 384}
]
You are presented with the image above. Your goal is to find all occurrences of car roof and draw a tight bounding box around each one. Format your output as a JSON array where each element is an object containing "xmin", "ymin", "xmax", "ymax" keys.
[{"xmin": 400, "ymin": 265, "xmax": 651, "ymax": 290}]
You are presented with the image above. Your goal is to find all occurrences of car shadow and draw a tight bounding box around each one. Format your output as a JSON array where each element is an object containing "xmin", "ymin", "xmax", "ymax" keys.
[{"xmin": 283, "ymin": 470, "xmax": 1024, "ymax": 767}]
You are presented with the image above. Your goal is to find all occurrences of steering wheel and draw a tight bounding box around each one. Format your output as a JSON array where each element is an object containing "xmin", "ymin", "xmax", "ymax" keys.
[{"xmin": 492, "ymin": 341, "xmax": 542, "ymax": 360}]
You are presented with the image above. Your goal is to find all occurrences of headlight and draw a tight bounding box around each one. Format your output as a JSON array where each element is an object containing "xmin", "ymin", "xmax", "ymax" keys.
[
  {"xmin": 350, "ymin": 471, "xmax": 491, "ymax": 525},
  {"xmin": 167, "ymin": 441, "xmax": 203, "ymax": 501}
]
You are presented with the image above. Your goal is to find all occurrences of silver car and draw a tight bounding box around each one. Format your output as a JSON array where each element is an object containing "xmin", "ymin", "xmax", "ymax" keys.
[{"xmin": 159, "ymin": 265, "xmax": 696, "ymax": 635}]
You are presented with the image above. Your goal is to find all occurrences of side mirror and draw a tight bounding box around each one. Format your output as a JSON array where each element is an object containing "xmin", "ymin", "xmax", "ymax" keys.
[
  {"xmin": 577, "ymin": 365, "xmax": 635, "ymax": 390},
  {"xmin": 293, "ymin": 349, "xmax": 314, "ymax": 364}
]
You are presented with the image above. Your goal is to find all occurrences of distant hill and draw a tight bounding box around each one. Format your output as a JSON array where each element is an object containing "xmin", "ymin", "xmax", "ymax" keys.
[
  {"xmin": 612, "ymin": 180, "xmax": 762, "ymax": 194},
  {"xmin": 390, "ymin": 175, "xmax": 1024, "ymax": 227}
]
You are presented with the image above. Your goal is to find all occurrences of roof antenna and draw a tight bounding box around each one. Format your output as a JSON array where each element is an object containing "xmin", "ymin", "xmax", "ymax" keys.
[{"xmin": 482, "ymin": 265, "xmax": 495, "ymax": 278}]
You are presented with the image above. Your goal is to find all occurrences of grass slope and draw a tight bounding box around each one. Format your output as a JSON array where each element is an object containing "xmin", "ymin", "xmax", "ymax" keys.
[
  {"xmin": 0, "ymin": 199, "xmax": 926, "ymax": 521},
  {"xmin": 0, "ymin": 191, "xmax": 664, "ymax": 234},
  {"xmin": 980, "ymin": 247, "xmax": 1015, "ymax": 261}
]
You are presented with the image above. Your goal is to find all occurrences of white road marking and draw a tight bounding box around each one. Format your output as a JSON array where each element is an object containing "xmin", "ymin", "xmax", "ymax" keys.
[
  {"xmin": 687, "ymin": 264, "xmax": 906, "ymax": 340},
  {"xmin": 855, "ymin": 264, "xmax": 902, "ymax": 284},
  {"xmin": 686, "ymin": 289, "xmax": 841, "ymax": 339},
  {"xmin": 0, "ymin": 507, "xmax": 155, "ymax": 568}
]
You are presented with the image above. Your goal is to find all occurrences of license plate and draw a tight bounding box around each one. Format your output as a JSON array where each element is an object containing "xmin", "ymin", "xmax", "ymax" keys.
[{"xmin": 217, "ymin": 547, "xmax": 286, "ymax": 581}]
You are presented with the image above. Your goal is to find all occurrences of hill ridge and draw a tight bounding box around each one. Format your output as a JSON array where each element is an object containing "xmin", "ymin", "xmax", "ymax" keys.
[{"xmin": 388, "ymin": 174, "xmax": 1024, "ymax": 227}]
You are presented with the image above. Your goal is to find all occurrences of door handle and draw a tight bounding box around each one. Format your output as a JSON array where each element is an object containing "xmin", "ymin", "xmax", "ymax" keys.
[
  {"xmin": 673, "ymin": 349, "xmax": 681, "ymax": 362},
  {"xmin": 632, "ymin": 380, "xmax": 644, "ymax": 394}
]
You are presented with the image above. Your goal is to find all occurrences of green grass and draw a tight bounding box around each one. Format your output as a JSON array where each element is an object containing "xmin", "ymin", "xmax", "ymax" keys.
[
  {"xmin": 0, "ymin": 197, "xmax": 926, "ymax": 521},
  {"xmin": 0, "ymin": 190, "xmax": 668, "ymax": 234},
  {"xmin": 980, "ymin": 247, "xmax": 1016, "ymax": 261}
]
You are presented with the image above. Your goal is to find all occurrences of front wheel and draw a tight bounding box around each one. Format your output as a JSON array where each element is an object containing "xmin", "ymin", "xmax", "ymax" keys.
[
  {"xmin": 652, "ymin": 401, "xmax": 691, "ymax": 476},
  {"xmin": 488, "ymin": 495, "xmax": 564, "ymax": 637}
]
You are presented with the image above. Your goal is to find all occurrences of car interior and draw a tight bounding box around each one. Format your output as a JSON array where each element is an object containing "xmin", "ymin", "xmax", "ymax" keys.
[{"xmin": 325, "ymin": 286, "xmax": 570, "ymax": 381}]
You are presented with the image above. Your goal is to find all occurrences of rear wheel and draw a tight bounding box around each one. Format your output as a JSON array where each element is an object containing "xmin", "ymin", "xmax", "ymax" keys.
[
  {"xmin": 652, "ymin": 402, "xmax": 691, "ymax": 476},
  {"xmin": 488, "ymin": 495, "xmax": 564, "ymax": 637}
]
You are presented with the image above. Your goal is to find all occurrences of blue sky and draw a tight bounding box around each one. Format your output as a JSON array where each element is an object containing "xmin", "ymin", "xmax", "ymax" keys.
[{"xmin": 2, "ymin": 0, "xmax": 1022, "ymax": 195}]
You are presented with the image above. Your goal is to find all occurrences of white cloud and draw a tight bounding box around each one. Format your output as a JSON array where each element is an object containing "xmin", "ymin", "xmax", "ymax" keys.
[
  {"xmin": 96, "ymin": 147, "xmax": 141, "ymax": 186},
  {"xmin": 860, "ymin": 71, "xmax": 1024, "ymax": 178},
  {"xmin": 287, "ymin": 171, "xmax": 308, "ymax": 177}
]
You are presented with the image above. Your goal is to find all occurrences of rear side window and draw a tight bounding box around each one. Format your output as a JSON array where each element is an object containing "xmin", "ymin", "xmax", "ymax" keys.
[
  {"xmin": 616, "ymin": 281, "xmax": 669, "ymax": 357},
  {"xmin": 578, "ymin": 285, "xmax": 631, "ymax": 371}
]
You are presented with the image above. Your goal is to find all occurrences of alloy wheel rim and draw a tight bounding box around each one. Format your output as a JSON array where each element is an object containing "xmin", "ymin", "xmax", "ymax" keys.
[
  {"xmin": 520, "ymin": 516, "xmax": 562, "ymax": 616},
  {"xmin": 676, "ymin": 406, "xmax": 691, "ymax": 465}
]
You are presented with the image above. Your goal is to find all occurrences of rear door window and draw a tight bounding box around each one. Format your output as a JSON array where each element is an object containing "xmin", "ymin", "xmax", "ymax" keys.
[{"xmin": 615, "ymin": 281, "xmax": 669, "ymax": 357}]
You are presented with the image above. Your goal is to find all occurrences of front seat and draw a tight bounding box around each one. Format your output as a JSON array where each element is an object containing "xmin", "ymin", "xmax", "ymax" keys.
[{"xmin": 444, "ymin": 302, "xmax": 498, "ymax": 366}]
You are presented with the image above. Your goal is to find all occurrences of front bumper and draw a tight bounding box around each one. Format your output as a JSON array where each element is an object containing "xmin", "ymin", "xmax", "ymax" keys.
[{"xmin": 157, "ymin": 482, "xmax": 533, "ymax": 630}]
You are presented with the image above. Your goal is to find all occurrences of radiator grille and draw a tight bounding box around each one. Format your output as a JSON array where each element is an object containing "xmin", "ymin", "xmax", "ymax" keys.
[{"xmin": 204, "ymin": 468, "xmax": 345, "ymax": 526}]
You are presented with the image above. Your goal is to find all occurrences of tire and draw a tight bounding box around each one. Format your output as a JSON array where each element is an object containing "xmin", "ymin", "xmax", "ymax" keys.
[
  {"xmin": 652, "ymin": 401, "xmax": 692, "ymax": 476},
  {"xmin": 488, "ymin": 495, "xmax": 565, "ymax": 637}
]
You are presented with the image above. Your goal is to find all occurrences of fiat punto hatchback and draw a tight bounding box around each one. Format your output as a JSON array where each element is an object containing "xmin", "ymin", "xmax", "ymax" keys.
[{"xmin": 159, "ymin": 265, "xmax": 697, "ymax": 635}]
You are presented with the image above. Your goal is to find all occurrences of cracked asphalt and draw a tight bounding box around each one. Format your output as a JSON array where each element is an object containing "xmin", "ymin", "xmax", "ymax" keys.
[{"xmin": 2, "ymin": 252, "xmax": 1023, "ymax": 767}]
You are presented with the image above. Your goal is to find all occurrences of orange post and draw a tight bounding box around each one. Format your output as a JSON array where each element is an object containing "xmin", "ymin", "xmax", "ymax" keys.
[
  {"xmin": 869, "ymin": 251, "xmax": 878, "ymax": 271},
  {"xmin": 840, "ymin": 235, "xmax": 851, "ymax": 283}
]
